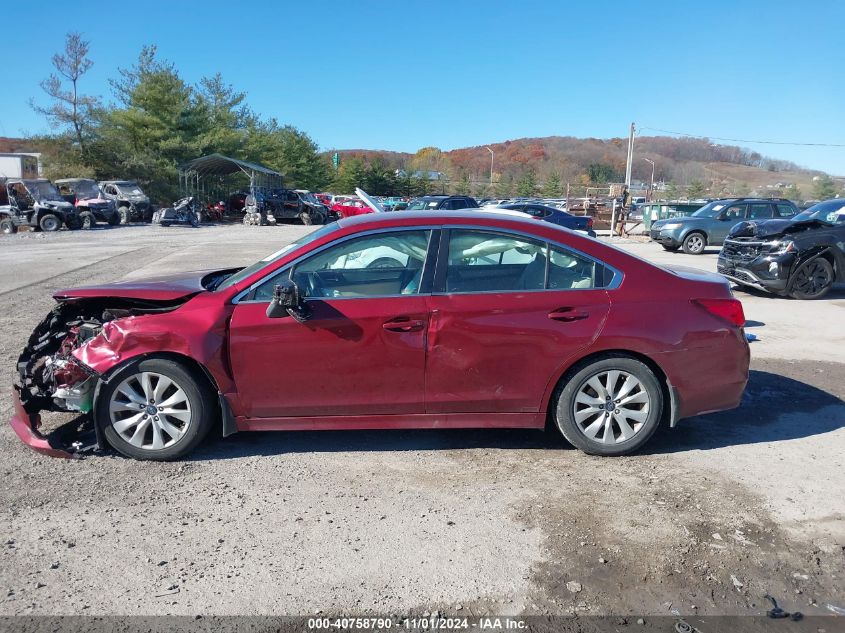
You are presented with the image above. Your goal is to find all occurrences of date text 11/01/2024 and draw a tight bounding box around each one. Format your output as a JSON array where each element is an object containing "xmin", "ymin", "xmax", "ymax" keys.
[{"xmin": 306, "ymin": 617, "xmax": 527, "ymax": 630}]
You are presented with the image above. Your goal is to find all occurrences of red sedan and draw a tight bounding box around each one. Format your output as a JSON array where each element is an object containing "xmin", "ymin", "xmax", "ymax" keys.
[
  {"xmin": 331, "ymin": 198, "xmax": 374, "ymax": 218},
  {"xmin": 12, "ymin": 211, "xmax": 749, "ymax": 460}
]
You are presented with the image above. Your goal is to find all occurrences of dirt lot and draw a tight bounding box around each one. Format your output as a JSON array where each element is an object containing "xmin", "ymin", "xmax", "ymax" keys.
[{"xmin": 0, "ymin": 225, "xmax": 842, "ymax": 620}]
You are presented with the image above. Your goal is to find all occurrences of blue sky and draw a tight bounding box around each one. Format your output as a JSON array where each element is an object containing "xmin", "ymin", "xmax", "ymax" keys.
[{"xmin": 2, "ymin": 0, "xmax": 843, "ymax": 174}]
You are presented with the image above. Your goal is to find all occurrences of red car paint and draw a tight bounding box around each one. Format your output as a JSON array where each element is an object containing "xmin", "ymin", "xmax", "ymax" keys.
[
  {"xmin": 12, "ymin": 211, "xmax": 749, "ymax": 456},
  {"xmin": 331, "ymin": 199, "xmax": 374, "ymax": 219}
]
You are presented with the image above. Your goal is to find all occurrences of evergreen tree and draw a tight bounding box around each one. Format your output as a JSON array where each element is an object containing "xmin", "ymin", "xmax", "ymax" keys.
[
  {"xmin": 813, "ymin": 175, "xmax": 838, "ymax": 200},
  {"xmin": 543, "ymin": 172, "xmax": 563, "ymax": 197}
]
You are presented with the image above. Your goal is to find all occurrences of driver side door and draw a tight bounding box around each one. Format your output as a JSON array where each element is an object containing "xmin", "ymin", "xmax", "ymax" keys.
[{"xmin": 228, "ymin": 228, "xmax": 437, "ymax": 420}]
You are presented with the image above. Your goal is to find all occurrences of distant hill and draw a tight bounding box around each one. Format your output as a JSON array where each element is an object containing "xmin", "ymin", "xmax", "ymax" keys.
[{"xmin": 335, "ymin": 135, "xmax": 839, "ymax": 197}]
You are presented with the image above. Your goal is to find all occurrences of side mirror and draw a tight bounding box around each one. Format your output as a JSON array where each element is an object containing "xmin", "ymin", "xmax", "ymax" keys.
[{"xmin": 266, "ymin": 280, "xmax": 311, "ymax": 322}]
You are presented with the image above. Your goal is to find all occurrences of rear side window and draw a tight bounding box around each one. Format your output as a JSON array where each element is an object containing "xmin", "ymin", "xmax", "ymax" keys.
[
  {"xmin": 776, "ymin": 203, "xmax": 796, "ymax": 218},
  {"xmin": 548, "ymin": 245, "xmax": 606, "ymax": 290},
  {"xmin": 748, "ymin": 203, "xmax": 772, "ymax": 219},
  {"xmin": 444, "ymin": 230, "xmax": 610, "ymax": 293}
]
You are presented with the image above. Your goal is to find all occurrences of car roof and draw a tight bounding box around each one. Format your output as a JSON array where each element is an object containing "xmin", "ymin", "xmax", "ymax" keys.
[
  {"xmin": 337, "ymin": 209, "xmax": 543, "ymax": 230},
  {"xmin": 54, "ymin": 178, "xmax": 94, "ymax": 183}
]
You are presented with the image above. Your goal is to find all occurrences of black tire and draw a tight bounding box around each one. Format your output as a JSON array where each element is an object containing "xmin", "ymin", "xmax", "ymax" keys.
[
  {"xmin": 98, "ymin": 357, "xmax": 215, "ymax": 461},
  {"xmin": 39, "ymin": 214, "xmax": 61, "ymax": 232},
  {"xmin": 0, "ymin": 218, "xmax": 16, "ymax": 234},
  {"xmin": 299, "ymin": 211, "xmax": 313, "ymax": 226},
  {"xmin": 160, "ymin": 222, "xmax": 171, "ymax": 227},
  {"xmin": 681, "ymin": 232, "xmax": 706, "ymax": 255},
  {"xmin": 789, "ymin": 257, "xmax": 835, "ymax": 300},
  {"xmin": 107, "ymin": 213, "xmax": 120, "ymax": 226},
  {"xmin": 661, "ymin": 244, "xmax": 680, "ymax": 252},
  {"xmin": 118, "ymin": 207, "xmax": 130, "ymax": 225},
  {"xmin": 553, "ymin": 355, "xmax": 663, "ymax": 456},
  {"xmin": 79, "ymin": 212, "xmax": 95, "ymax": 230}
]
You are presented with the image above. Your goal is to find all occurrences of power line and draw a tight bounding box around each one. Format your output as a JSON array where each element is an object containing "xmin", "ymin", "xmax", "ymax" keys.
[{"xmin": 640, "ymin": 126, "xmax": 845, "ymax": 148}]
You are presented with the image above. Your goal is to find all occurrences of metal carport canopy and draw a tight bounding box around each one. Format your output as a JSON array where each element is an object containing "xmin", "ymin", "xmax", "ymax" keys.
[{"xmin": 179, "ymin": 153, "xmax": 281, "ymax": 179}]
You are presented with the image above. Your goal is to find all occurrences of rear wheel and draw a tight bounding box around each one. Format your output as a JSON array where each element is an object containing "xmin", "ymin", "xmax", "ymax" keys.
[
  {"xmin": 39, "ymin": 214, "xmax": 61, "ymax": 232},
  {"xmin": 682, "ymin": 232, "xmax": 706, "ymax": 255},
  {"xmin": 0, "ymin": 217, "xmax": 16, "ymax": 234},
  {"xmin": 554, "ymin": 355, "xmax": 663, "ymax": 456},
  {"xmin": 790, "ymin": 258, "xmax": 835, "ymax": 300},
  {"xmin": 98, "ymin": 358, "xmax": 215, "ymax": 461}
]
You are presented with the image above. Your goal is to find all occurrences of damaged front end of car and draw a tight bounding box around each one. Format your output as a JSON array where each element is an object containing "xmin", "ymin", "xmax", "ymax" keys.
[{"xmin": 13, "ymin": 298, "xmax": 187, "ymax": 458}]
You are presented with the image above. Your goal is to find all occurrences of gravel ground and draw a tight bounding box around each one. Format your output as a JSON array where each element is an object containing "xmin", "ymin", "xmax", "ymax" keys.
[{"xmin": 0, "ymin": 224, "xmax": 842, "ymax": 618}]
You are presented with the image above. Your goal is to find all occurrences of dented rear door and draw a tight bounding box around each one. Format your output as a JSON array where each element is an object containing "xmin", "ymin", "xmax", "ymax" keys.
[{"xmin": 425, "ymin": 290, "xmax": 610, "ymax": 414}]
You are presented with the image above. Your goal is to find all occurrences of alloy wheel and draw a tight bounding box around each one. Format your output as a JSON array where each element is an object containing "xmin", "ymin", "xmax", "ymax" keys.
[
  {"xmin": 108, "ymin": 371, "xmax": 192, "ymax": 450},
  {"xmin": 684, "ymin": 234, "xmax": 705, "ymax": 254},
  {"xmin": 572, "ymin": 370, "xmax": 650, "ymax": 444}
]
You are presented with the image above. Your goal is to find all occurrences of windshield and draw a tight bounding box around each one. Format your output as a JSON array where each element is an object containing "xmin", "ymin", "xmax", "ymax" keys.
[
  {"xmin": 793, "ymin": 199, "xmax": 845, "ymax": 224},
  {"xmin": 74, "ymin": 181, "xmax": 101, "ymax": 198},
  {"xmin": 117, "ymin": 184, "xmax": 144, "ymax": 196},
  {"xmin": 299, "ymin": 192, "xmax": 320, "ymax": 205},
  {"xmin": 690, "ymin": 201, "xmax": 724, "ymax": 218},
  {"xmin": 27, "ymin": 181, "xmax": 63, "ymax": 201},
  {"xmin": 215, "ymin": 223, "xmax": 340, "ymax": 291}
]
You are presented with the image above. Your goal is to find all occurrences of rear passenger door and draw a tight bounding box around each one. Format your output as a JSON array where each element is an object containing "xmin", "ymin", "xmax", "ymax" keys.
[{"xmin": 425, "ymin": 229, "xmax": 612, "ymax": 415}]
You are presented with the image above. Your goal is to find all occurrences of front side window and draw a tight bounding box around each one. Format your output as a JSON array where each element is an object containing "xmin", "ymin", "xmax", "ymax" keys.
[
  {"xmin": 722, "ymin": 204, "xmax": 746, "ymax": 220},
  {"xmin": 254, "ymin": 230, "xmax": 432, "ymax": 301}
]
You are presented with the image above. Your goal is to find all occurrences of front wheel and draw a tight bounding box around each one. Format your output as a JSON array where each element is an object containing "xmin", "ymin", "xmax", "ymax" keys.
[
  {"xmin": 39, "ymin": 214, "xmax": 61, "ymax": 232},
  {"xmin": 299, "ymin": 211, "xmax": 313, "ymax": 226},
  {"xmin": 98, "ymin": 358, "xmax": 215, "ymax": 461},
  {"xmin": 554, "ymin": 355, "xmax": 663, "ymax": 456},
  {"xmin": 790, "ymin": 258, "xmax": 834, "ymax": 300},
  {"xmin": 118, "ymin": 207, "xmax": 130, "ymax": 225},
  {"xmin": 682, "ymin": 232, "xmax": 706, "ymax": 255},
  {"xmin": 662, "ymin": 244, "xmax": 680, "ymax": 252}
]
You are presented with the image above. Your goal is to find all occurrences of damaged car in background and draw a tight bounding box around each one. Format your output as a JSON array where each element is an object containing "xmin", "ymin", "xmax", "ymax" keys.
[
  {"xmin": 12, "ymin": 211, "xmax": 749, "ymax": 461},
  {"xmin": 99, "ymin": 180, "xmax": 153, "ymax": 223},
  {"xmin": 56, "ymin": 178, "xmax": 120, "ymax": 228},
  {"xmin": 718, "ymin": 198, "xmax": 845, "ymax": 299}
]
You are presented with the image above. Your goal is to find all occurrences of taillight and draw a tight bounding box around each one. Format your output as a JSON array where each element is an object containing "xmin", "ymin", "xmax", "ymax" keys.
[
  {"xmin": 586, "ymin": 217, "xmax": 594, "ymax": 228},
  {"xmin": 693, "ymin": 298, "xmax": 745, "ymax": 327}
]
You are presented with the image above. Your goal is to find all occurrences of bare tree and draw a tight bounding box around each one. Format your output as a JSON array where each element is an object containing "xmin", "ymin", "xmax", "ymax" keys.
[{"xmin": 31, "ymin": 32, "xmax": 98, "ymax": 154}]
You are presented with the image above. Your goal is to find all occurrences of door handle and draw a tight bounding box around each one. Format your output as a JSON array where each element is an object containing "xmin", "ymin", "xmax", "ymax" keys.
[
  {"xmin": 548, "ymin": 307, "xmax": 589, "ymax": 322},
  {"xmin": 383, "ymin": 318, "xmax": 425, "ymax": 332}
]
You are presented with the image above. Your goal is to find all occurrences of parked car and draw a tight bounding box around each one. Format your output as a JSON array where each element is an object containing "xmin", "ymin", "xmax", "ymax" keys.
[
  {"xmin": 12, "ymin": 210, "xmax": 749, "ymax": 461},
  {"xmin": 331, "ymin": 197, "xmax": 373, "ymax": 219},
  {"xmin": 264, "ymin": 189, "xmax": 329, "ymax": 225},
  {"xmin": 99, "ymin": 181, "xmax": 152, "ymax": 223},
  {"xmin": 650, "ymin": 198, "xmax": 799, "ymax": 254},
  {"xmin": 406, "ymin": 195, "xmax": 479, "ymax": 210},
  {"xmin": 0, "ymin": 178, "xmax": 80, "ymax": 233},
  {"xmin": 55, "ymin": 178, "xmax": 119, "ymax": 228},
  {"xmin": 718, "ymin": 198, "xmax": 845, "ymax": 299},
  {"xmin": 500, "ymin": 203, "xmax": 596, "ymax": 237}
]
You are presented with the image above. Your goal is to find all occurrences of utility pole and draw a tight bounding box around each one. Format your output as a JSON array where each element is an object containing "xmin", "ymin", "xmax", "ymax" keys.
[
  {"xmin": 485, "ymin": 146, "xmax": 494, "ymax": 188},
  {"xmin": 643, "ymin": 157, "xmax": 655, "ymax": 201},
  {"xmin": 624, "ymin": 122, "xmax": 635, "ymax": 187}
]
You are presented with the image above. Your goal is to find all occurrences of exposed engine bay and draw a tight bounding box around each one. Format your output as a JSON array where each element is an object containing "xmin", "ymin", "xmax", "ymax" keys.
[{"xmin": 17, "ymin": 298, "xmax": 188, "ymax": 418}]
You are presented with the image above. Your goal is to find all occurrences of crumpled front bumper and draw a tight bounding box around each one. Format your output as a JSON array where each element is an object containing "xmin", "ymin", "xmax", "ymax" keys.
[{"xmin": 9, "ymin": 387, "xmax": 75, "ymax": 458}]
